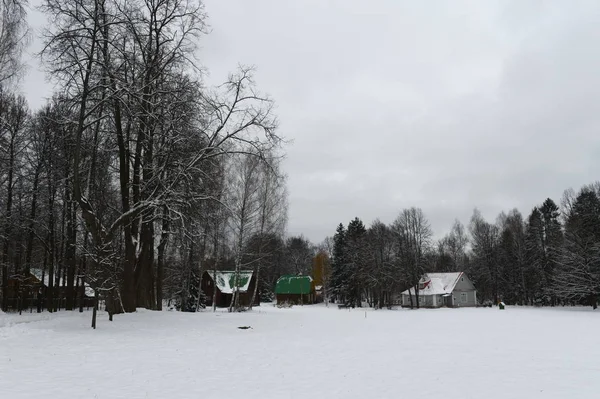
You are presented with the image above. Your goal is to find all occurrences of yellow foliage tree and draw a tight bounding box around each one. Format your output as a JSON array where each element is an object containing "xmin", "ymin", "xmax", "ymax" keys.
[{"xmin": 312, "ymin": 251, "xmax": 331, "ymax": 301}]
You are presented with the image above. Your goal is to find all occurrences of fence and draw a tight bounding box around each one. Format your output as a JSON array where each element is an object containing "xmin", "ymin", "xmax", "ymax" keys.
[{"xmin": 2, "ymin": 296, "xmax": 97, "ymax": 313}]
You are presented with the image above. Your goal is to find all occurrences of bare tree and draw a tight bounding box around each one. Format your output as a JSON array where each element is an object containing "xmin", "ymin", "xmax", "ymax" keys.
[
  {"xmin": 0, "ymin": 90, "xmax": 28, "ymax": 311},
  {"xmin": 227, "ymin": 154, "xmax": 261, "ymax": 312},
  {"xmin": 247, "ymin": 155, "xmax": 287, "ymax": 310},
  {"xmin": 41, "ymin": 0, "xmax": 281, "ymax": 322},
  {"xmin": 317, "ymin": 236, "xmax": 334, "ymax": 305},
  {"xmin": 0, "ymin": 0, "xmax": 29, "ymax": 85},
  {"xmin": 446, "ymin": 219, "xmax": 468, "ymax": 270},
  {"xmin": 468, "ymin": 208, "xmax": 501, "ymax": 304},
  {"xmin": 391, "ymin": 207, "xmax": 432, "ymax": 309},
  {"xmin": 366, "ymin": 219, "xmax": 395, "ymax": 308},
  {"xmin": 284, "ymin": 235, "xmax": 314, "ymax": 276}
]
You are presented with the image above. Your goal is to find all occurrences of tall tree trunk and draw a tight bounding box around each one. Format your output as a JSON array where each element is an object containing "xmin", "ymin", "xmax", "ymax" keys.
[
  {"xmin": 46, "ymin": 228, "xmax": 54, "ymax": 313},
  {"xmin": 91, "ymin": 290, "xmax": 99, "ymax": 329},
  {"xmin": 113, "ymin": 98, "xmax": 136, "ymax": 312},
  {"xmin": 229, "ymin": 231, "xmax": 245, "ymax": 313},
  {"xmin": 194, "ymin": 232, "xmax": 208, "ymax": 312},
  {"xmin": 135, "ymin": 88, "xmax": 156, "ymax": 309},
  {"xmin": 180, "ymin": 240, "xmax": 194, "ymax": 311},
  {"xmin": 212, "ymin": 238, "xmax": 219, "ymax": 312},
  {"xmin": 65, "ymin": 192, "xmax": 76, "ymax": 310},
  {"xmin": 46, "ymin": 132, "xmax": 57, "ymax": 312},
  {"xmin": 136, "ymin": 216, "xmax": 155, "ymax": 309},
  {"xmin": 1, "ymin": 132, "xmax": 15, "ymax": 311},
  {"xmin": 55, "ymin": 198, "xmax": 64, "ymax": 311},
  {"xmin": 78, "ymin": 232, "xmax": 89, "ymax": 313},
  {"xmin": 156, "ymin": 206, "xmax": 169, "ymax": 311},
  {"xmin": 24, "ymin": 159, "xmax": 43, "ymax": 276},
  {"xmin": 248, "ymin": 262, "xmax": 260, "ymax": 311}
]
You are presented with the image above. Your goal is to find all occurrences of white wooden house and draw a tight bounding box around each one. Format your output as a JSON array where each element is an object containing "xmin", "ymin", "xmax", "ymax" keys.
[{"xmin": 401, "ymin": 272, "xmax": 477, "ymax": 308}]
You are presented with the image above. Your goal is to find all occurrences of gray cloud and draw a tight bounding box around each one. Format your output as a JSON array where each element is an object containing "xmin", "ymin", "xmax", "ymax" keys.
[{"xmin": 23, "ymin": 0, "xmax": 600, "ymax": 243}]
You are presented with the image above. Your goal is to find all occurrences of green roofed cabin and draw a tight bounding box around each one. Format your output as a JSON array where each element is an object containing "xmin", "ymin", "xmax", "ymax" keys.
[
  {"xmin": 201, "ymin": 270, "xmax": 259, "ymax": 308},
  {"xmin": 275, "ymin": 275, "xmax": 316, "ymax": 305}
]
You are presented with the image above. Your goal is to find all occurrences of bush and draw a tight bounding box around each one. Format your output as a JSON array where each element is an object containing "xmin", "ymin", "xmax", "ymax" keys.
[{"xmin": 260, "ymin": 289, "xmax": 274, "ymax": 302}]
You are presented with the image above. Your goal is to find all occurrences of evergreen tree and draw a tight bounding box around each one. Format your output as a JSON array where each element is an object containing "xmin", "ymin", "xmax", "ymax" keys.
[
  {"xmin": 345, "ymin": 217, "xmax": 368, "ymax": 307},
  {"xmin": 525, "ymin": 207, "xmax": 546, "ymax": 304},
  {"xmin": 330, "ymin": 223, "xmax": 347, "ymax": 304},
  {"xmin": 498, "ymin": 210, "xmax": 526, "ymax": 305},
  {"xmin": 539, "ymin": 198, "xmax": 563, "ymax": 304},
  {"xmin": 553, "ymin": 188, "xmax": 600, "ymax": 308}
]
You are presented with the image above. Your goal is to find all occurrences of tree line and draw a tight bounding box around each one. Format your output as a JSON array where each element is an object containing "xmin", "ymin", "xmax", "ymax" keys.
[
  {"xmin": 326, "ymin": 183, "xmax": 600, "ymax": 309},
  {"xmin": 0, "ymin": 0, "xmax": 292, "ymax": 324}
]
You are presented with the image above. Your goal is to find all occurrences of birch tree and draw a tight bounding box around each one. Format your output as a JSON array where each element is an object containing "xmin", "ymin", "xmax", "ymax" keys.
[
  {"xmin": 247, "ymin": 155, "xmax": 287, "ymax": 310},
  {"xmin": 227, "ymin": 154, "xmax": 261, "ymax": 312}
]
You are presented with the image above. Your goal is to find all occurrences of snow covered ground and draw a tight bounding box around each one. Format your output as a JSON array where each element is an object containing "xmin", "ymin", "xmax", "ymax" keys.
[{"xmin": 1, "ymin": 305, "xmax": 599, "ymax": 398}]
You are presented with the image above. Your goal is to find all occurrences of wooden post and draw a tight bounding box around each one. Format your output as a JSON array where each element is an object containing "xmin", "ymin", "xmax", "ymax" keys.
[{"xmin": 91, "ymin": 291, "xmax": 99, "ymax": 329}]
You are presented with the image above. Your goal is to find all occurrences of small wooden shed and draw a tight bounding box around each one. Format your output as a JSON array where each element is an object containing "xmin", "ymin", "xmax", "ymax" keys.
[
  {"xmin": 275, "ymin": 275, "xmax": 316, "ymax": 305},
  {"xmin": 201, "ymin": 270, "xmax": 259, "ymax": 308}
]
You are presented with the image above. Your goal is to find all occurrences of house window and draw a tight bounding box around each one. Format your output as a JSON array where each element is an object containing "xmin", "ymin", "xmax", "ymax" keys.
[{"xmin": 461, "ymin": 292, "xmax": 468, "ymax": 303}]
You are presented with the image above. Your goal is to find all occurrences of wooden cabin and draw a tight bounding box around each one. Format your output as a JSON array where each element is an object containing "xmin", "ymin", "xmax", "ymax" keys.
[
  {"xmin": 201, "ymin": 270, "xmax": 259, "ymax": 308},
  {"xmin": 4, "ymin": 269, "xmax": 95, "ymax": 311}
]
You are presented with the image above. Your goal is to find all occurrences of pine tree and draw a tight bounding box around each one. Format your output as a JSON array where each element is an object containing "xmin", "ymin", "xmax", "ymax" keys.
[
  {"xmin": 330, "ymin": 223, "xmax": 347, "ymax": 304},
  {"xmin": 345, "ymin": 217, "xmax": 367, "ymax": 307},
  {"xmin": 498, "ymin": 210, "xmax": 526, "ymax": 305},
  {"xmin": 539, "ymin": 198, "xmax": 562, "ymax": 304},
  {"xmin": 553, "ymin": 188, "xmax": 600, "ymax": 308},
  {"xmin": 525, "ymin": 207, "xmax": 545, "ymax": 304}
]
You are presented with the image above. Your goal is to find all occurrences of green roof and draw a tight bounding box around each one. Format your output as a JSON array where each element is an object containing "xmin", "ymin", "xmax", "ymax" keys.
[{"xmin": 275, "ymin": 275, "xmax": 313, "ymax": 295}]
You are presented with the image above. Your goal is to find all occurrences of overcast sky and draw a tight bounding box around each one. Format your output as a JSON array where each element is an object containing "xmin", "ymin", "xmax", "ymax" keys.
[{"xmin": 22, "ymin": 0, "xmax": 600, "ymax": 244}]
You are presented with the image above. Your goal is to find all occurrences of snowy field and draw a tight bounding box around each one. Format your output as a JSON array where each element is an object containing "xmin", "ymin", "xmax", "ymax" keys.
[{"xmin": 1, "ymin": 305, "xmax": 599, "ymax": 399}]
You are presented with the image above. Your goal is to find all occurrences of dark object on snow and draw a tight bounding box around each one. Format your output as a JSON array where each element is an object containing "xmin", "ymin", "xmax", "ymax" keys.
[
  {"xmin": 238, "ymin": 326, "xmax": 252, "ymax": 330},
  {"xmin": 499, "ymin": 302, "xmax": 505, "ymax": 310},
  {"xmin": 482, "ymin": 299, "xmax": 494, "ymax": 308}
]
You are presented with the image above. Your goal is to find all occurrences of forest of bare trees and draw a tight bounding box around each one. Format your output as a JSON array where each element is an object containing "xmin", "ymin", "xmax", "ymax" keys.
[{"xmin": 0, "ymin": 0, "xmax": 296, "ymax": 325}]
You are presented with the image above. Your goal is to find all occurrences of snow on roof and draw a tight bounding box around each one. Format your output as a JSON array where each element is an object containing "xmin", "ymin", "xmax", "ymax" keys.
[
  {"xmin": 30, "ymin": 269, "xmax": 95, "ymax": 297},
  {"xmin": 401, "ymin": 272, "xmax": 464, "ymax": 296},
  {"xmin": 207, "ymin": 271, "xmax": 253, "ymax": 294}
]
